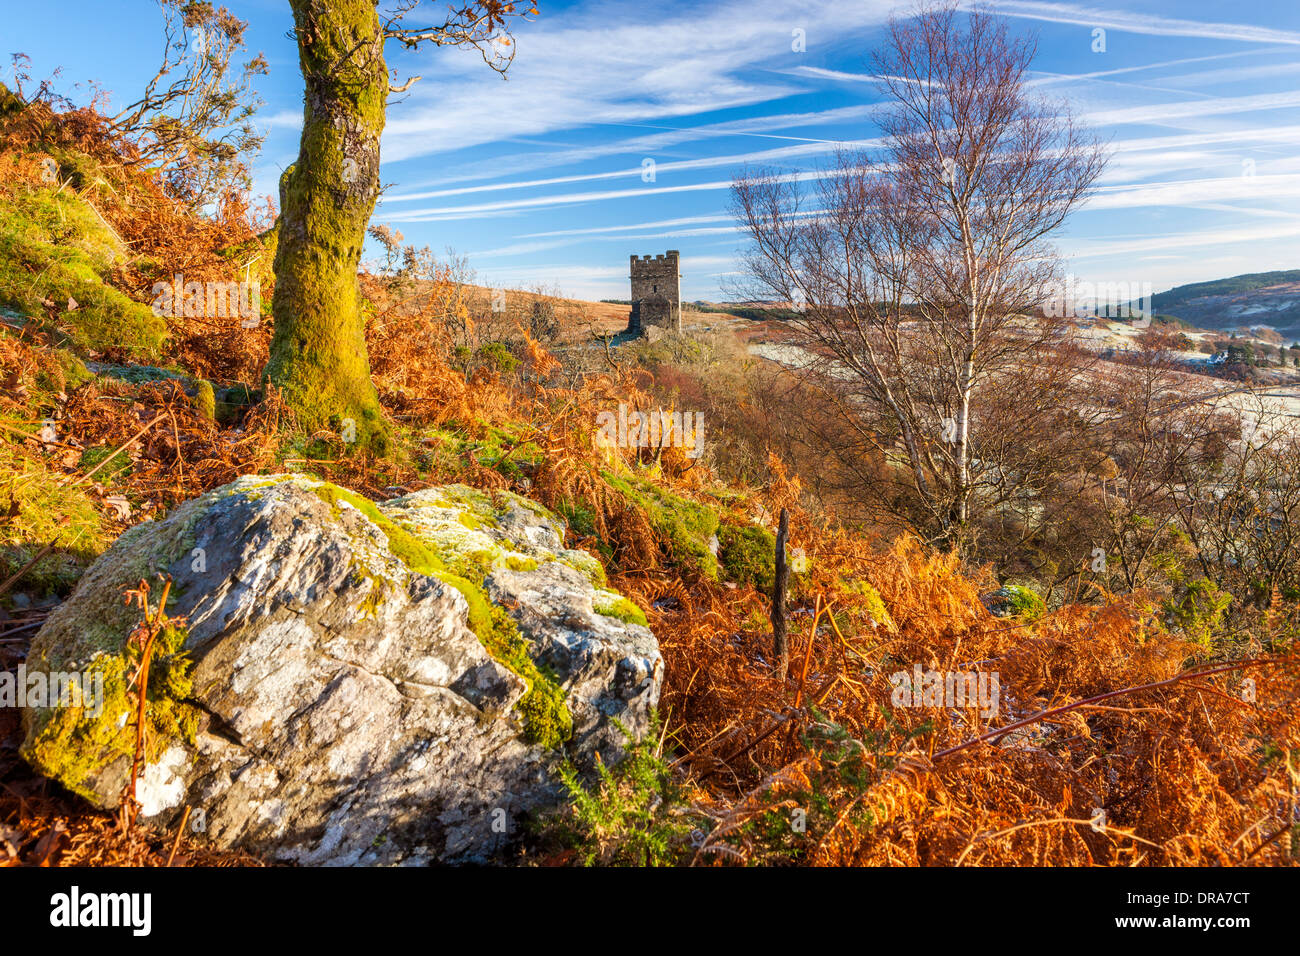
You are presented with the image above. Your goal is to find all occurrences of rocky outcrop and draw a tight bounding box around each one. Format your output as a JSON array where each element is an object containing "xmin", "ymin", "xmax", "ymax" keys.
[
  {"xmin": 20, "ymin": 475, "xmax": 661, "ymax": 865},
  {"xmin": 981, "ymin": 584, "xmax": 1047, "ymax": 621}
]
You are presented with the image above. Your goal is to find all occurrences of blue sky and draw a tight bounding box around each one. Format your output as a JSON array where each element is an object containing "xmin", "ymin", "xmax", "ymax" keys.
[{"xmin": 6, "ymin": 0, "xmax": 1300, "ymax": 301}]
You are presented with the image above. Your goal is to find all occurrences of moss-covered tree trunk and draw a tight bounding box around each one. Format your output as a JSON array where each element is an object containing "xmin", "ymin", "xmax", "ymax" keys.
[{"xmin": 265, "ymin": 0, "xmax": 388, "ymax": 451}]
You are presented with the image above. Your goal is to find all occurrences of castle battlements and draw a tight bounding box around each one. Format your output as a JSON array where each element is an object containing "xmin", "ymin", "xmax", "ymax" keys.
[{"xmin": 627, "ymin": 250, "xmax": 682, "ymax": 335}]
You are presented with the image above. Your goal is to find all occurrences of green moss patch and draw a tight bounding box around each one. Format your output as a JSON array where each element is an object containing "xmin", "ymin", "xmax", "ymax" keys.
[
  {"xmin": 22, "ymin": 618, "xmax": 198, "ymax": 804},
  {"xmin": 604, "ymin": 471, "xmax": 721, "ymax": 579},
  {"xmin": 986, "ymin": 584, "xmax": 1046, "ymax": 622},
  {"xmin": 0, "ymin": 443, "xmax": 107, "ymax": 596},
  {"xmin": 433, "ymin": 567, "xmax": 572, "ymax": 750},
  {"xmin": 190, "ymin": 379, "xmax": 216, "ymax": 421},
  {"xmin": 593, "ymin": 591, "xmax": 649, "ymax": 628},
  {"xmin": 839, "ymin": 579, "xmax": 894, "ymax": 630},
  {"xmin": 311, "ymin": 483, "xmax": 444, "ymax": 575},
  {"xmin": 718, "ymin": 522, "xmax": 776, "ymax": 592},
  {"xmin": 0, "ymin": 181, "xmax": 165, "ymax": 358},
  {"xmin": 558, "ymin": 548, "xmax": 607, "ymax": 589}
]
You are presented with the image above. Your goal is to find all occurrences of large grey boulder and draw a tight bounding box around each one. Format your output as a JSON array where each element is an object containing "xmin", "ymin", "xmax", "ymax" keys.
[{"xmin": 20, "ymin": 475, "xmax": 661, "ymax": 865}]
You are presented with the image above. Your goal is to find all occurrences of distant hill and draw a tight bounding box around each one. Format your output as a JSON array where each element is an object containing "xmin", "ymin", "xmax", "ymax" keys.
[
  {"xmin": 692, "ymin": 300, "xmax": 804, "ymax": 322},
  {"xmin": 1151, "ymin": 270, "xmax": 1300, "ymax": 340}
]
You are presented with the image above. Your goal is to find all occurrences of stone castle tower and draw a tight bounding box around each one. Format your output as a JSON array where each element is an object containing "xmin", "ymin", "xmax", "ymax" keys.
[{"xmin": 628, "ymin": 250, "xmax": 681, "ymax": 335}]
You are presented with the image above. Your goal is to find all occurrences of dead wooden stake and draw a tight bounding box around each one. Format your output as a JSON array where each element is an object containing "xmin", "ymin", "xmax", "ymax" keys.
[{"xmin": 772, "ymin": 507, "xmax": 790, "ymax": 679}]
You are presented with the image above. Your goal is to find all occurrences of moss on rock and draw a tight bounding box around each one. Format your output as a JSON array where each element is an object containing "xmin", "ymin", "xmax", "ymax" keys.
[
  {"xmin": 985, "ymin": 584, "xmax": 1046, "ymax": 622},
  {"xmin": 593, "ymin": 590, "xmax": 649, "ymax": 627},
  {"xmin": 24, "ymin": 618, "xmax": 197, "ymax": 803},
  {"xmin": 191, "ymin": 379, "xmax": 216, "ymax": 421},
  {"xmin": 21, "ymin": 521, "xmax": 201, "ymax": 805},
  {"xmin": 0, "ymin": 180, "xmax": 166, "ymax": 358}
]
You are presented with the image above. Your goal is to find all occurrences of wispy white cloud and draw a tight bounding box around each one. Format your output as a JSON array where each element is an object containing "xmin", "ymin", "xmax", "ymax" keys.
[
  {"xmin": 1081, "ymin": 90, "xmax": 1300, "ymax": 127},
  {"xmin": 1096, "ymin": 149, "xmax": 1245, "ymax": 185},
  {"xmin": 785, "ymin": 66, "xmax": 879, "ymax": 83},
  {"xmin": 613, "ymin": 226, "xmax": 741, "ymax": 239},
  {"xmin": 518, "ymin": 214, "xmax": 735, "ymax": 238},
  {"xmin": 1024, "ymin": 49, "xmax": 1274, "ymax": 87},
  {"xmin": 471, "ymin": 226, "xmax": 741, "ymax": 258},
  {"xmin": 1083, "ymin": 173, "xmax": 1300, "ymax": 211},
  {"xmin": 381, "ymin": 139, "xmax": 874, "ymax": 204},
  {"xmin": 473, "ymin": 255, "xmax": 737, "ymax": 299},
  {"xmin": 381, "ymin": 179, "xmax": 739, "ymax": 222},
  {"xmin": 260, "ymin": 109, "xmax": 303, "ymax": 131},
  {"xmin": 1181, "ymin": 202, "xmax": 1300, "ymax": 222},
  {"xmin": 380, "ymin": 104, "xmax": 880, "ymax": 194},
  {"xmin": 1157, "ymin": 61, "xmax": 1300, "ymax": 89},
  {"xmin": 1110, "ymin": 126, "xmax": 1300, "ymax": 156},
  {"xmin": 1066, "ymin": 219, "xmax": 1300, "ymax": 259},
  {"xmin": 784, "ymin": 65, "xmax": 940, "ymax": 87},
  {"xmin": 379, "ymin": 0, "xmax": 897, "ymax": 163},
  {"xmin": 381, "ymin": 171, "xmax": 833, "ymax": 222},
  {"xmin": 467, "ymin": 239, "xmax": 580, "ymax": 258},
  {"xmin": 379, "ymin": 104, "xmax": 878, "ymax": 200},
  {"xmin": 990, "ymin": 1, "xmax": 1300, "ymax": 46}
]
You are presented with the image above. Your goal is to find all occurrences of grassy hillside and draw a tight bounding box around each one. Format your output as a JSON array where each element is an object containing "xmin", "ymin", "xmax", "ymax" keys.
[{"xmin": 1153, "ymin": 270, "xmax": 1300, "ymax": 311}]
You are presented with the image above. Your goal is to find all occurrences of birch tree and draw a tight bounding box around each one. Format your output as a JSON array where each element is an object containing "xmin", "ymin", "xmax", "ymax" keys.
[{"xmin": 732, "ymin": 1, "xmax": 1106, "ymax": 542}]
